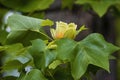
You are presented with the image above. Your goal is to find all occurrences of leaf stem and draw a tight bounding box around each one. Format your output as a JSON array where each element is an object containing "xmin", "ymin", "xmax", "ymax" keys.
[
  {"xmin": 37, "ymin": 31, "xmax": 53, "ymax": 41},
  {"xmin": 47, "ymin": 70, "xmax": 55, "ymax": 80}
]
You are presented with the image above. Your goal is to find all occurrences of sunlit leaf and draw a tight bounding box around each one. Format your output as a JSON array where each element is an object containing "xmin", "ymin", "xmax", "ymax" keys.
[
  {"xmin": 41, "ymin": 19, "xmax": 54, "ymax": 27},
  {"xmin": 49, "ymin": 60, "xmax": 62, "ymax": 69}
]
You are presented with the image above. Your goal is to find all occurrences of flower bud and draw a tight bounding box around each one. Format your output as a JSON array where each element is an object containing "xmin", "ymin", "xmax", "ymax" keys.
[{"xmin": 50, "ymin": 21, "xmax": 87, "ymax": 39}]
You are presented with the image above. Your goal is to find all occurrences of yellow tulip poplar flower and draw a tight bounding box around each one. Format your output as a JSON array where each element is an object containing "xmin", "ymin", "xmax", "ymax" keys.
[{"xmin": 50, "ymin": 21, "xmax": 87, "ymax": 39}]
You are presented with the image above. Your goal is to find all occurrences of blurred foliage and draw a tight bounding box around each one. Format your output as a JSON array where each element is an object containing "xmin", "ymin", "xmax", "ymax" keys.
[
  {"xmin": 76, "ymin": 0, "xmax": 120, "ymax": 17},
  {"xmin": 62, "ymin": 0, "xmax": 74, "ymax": 9},
  {"xmin": 0, "ymin": 0, "xmax": 54, "ymax": 12},
  {"xmin": 0, "ymin": 8, "xmax": 8, "ymax": 29}
]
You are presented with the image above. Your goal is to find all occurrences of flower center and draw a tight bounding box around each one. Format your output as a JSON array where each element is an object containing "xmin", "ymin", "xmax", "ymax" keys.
[{"xmin": 55, "ymin": 32, "xmax": 64, "ymax": 39}]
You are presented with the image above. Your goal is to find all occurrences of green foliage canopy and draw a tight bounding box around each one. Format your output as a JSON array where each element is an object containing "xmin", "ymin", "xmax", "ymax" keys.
[{"xmin": 0, "ymin": 14, "xmax": 119, "ymax": 80}]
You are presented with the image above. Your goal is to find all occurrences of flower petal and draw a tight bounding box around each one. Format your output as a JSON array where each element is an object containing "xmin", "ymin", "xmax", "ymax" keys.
[
  {"xmin": 56, "ymin": 21, "xmax": 68, "ymax": 34},
  {"xmin": 64, "ymin": 28, "xmax": 76, "ymax": 39},
  {"xmin": 68, "ymin": 23, "xmax": 77, "ymax": 29},
  {"xmin": 50, "ymin": 28, "xmax": 56, "ymax": 39}
]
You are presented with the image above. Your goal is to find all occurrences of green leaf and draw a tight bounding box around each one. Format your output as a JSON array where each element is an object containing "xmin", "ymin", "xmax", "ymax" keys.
[
  {"xmin": 54, "ymin": 33, "xmax": 119, "ymax": 79},
  {"xmin": 11, "ymin": 48, "xmax": 32, "ymax": 65},
  {"xmin": 6, "ymin": 14, "xmax": 50, "ymax": 46},
  {"xmin": 16, "ymin": 71, "xmax": 26, "ymax": 80},
  {"xmin": 7, "ymin": 14, "xmax": 43, "ymax": 31},
  {"xmin": 41, "ymin": 19, "xmax": 54, "ymax": 27},
  {"xmin": 29, "ymin": 39, "xmax": 56, "ymax": 69},
  {"xmin": 0, "ymin": 30, "xmax": 8, "ymax": 45},
  {"xmin": 29, "ymin": 12, "xmax": 45, "ymax": 19},
  {"xmin": 76, "ymin": 0, "xmax": 120, "ymax": 17},
  {"xmin": 62, "ymin": 0, "xmax": 74, "ymax": 9},
  {"xmin": 53, "ymin": 64, "xmax": 73, "ymax": 80},
  {"xmin": 0, "ymin": 0, "xmax": 54, "ymax": 12},
  {"xmin": 2, "ymin": 43, "xmax": 24, "ymax": 63},
  {"xmin": 1, "ymin": 44, "xmax": 32, "ymax": 71},
  {"xmin": 71, "ymin": 33, "xmax": 119, "ymax": 79},
  {"xmin": 1, "ymin": 60, "xmax": 23, "ymax": 71},
  {"xmin": 48, "ymin": 60, "xmax": 62, "ymax": 69},
  {"xmin": 22, "ymin": 69, "xmax": 47, "ymax": 80},
  {"xmin": 55, "ymin": 38, "xmax": 77, "ymax": 61},
  {"xmin": 0, "ymin": 46, "xmax": 7, "ymax": 52},
  {"xmin": 0, "ymin": 8, "xmax": 8, "ymax": 28}
]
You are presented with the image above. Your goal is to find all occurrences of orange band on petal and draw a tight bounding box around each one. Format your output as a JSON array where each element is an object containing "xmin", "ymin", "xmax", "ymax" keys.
[{"xmin": 55, "ymin": 32, "xmax": 64, "ymax": 39}]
